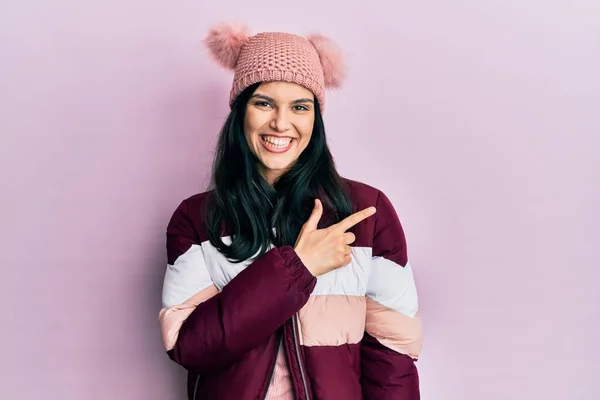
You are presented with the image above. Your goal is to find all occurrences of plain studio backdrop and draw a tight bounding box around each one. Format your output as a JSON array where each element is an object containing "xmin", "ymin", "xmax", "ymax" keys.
[{"xmin": 1, "ymin": 1, "xmax": 598, "ymax": 399}]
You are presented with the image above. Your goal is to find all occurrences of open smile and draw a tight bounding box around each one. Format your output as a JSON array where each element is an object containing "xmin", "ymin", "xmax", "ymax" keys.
[{"xmin": 260, "ymin": 135, "xmax": 295, "ymax": 153}]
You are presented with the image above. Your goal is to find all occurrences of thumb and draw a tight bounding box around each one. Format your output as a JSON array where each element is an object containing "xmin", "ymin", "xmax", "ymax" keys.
[{"xmin": 304, "ymin": 198, "xmax": 323, "ymax": 232}]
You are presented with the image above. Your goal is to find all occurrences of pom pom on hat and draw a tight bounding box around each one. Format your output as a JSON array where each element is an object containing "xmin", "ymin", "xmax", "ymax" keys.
[
  {"xmin": 204, "ymin": 22, "xmax": 347, "ymax": 111},
  {"xmin": 307, "ymin": 34, "xmax": 346, "ymax": 88},
  {"xmin": 204, "ymin": 22, "xmax": 250, "ymax": 70}
]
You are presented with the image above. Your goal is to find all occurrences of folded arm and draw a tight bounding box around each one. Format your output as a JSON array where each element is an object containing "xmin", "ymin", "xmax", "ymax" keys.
[{"xmin": 159, "ymin": 199, "xmax": 316, "ymax": 373}]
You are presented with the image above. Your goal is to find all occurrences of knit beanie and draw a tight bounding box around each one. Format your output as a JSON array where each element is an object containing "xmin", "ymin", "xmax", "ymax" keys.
[{"xmin": 204, "ymin": 23, "xmax": 346, "ymax": 112}]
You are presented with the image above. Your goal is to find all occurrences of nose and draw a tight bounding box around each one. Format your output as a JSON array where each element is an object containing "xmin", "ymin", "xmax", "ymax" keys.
[{"xmin": 269, "ymin": 108, "xmax": 291, "ymax": 133}]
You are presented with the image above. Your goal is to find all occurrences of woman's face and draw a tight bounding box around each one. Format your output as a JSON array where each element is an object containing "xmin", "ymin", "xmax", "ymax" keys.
[{"xmin": 244, "ymin": 81, "xmax": 315, "ymax": 185}]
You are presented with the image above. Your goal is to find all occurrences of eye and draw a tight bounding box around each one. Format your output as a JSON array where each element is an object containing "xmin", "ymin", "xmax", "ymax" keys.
[
  {"xmin": 254, "ymin": 101, "xmax": 272, "ymax": 108},
  {"xmin": 293, "ymin": 105, "xmax": 309, "ymax": 112}
]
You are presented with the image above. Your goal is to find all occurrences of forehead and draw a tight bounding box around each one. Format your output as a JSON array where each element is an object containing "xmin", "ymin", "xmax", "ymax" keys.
[{"xmin": 254, "ymin": 81, "xmax": 314, "ymax": 101}]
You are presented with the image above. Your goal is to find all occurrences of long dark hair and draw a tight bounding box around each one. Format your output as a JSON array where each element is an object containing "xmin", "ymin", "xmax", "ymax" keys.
[{"xmin": 203, "ymin": 82, "xmax": 352, "ymax": 263}]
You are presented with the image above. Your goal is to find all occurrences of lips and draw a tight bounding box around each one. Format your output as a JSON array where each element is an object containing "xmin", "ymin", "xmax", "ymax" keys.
[{"xmin": 259, "ymin": 135, "xmax": 294, "ymax": 153}]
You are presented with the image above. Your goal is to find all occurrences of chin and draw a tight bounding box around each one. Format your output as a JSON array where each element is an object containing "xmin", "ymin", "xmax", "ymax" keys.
[
  {"xmin": 259, "ymin": 156, "xmax": 294, "ymax": 172},
  {"xmin": 262, "ymin": 161, "xmax": 293, "ymax": 172}
]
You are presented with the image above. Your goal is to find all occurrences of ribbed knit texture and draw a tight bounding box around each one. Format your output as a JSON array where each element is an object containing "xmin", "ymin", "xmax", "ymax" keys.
[
  {"xmin": 264, "ymin": 343, "xmax": 294, "ymax": 399},
  {"xmin": 230, "ymin": 32, "xmax": 326, "ymax": 109}
]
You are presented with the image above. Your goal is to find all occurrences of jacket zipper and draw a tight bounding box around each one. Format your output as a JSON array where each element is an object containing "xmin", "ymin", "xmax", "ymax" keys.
[
  {"xmin": 192, "ymin": 374, "xmax": 200, "ymax": 400},
  {"xmin": 263, "ymin": 334, "xmax": 283, "ymax": 400},
  {"xmin": 292, "ymin": 315, "xmax": 310, "ymax": 400}
]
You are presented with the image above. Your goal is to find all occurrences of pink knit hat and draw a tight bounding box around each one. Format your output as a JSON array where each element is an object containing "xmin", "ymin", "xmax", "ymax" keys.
[{"xmin": 204, "ymin": 23, "xmax": 346, "ymax": 111}]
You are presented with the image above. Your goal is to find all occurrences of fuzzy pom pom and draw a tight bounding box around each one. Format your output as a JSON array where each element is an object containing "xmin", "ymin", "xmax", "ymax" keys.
[
  {"xmin": 307, "ymin": 34, "xmax": 346, "ymax": 88},
  {"xmin": 204, "ymin": 23, "xmax": 250, "ymax": 70}
]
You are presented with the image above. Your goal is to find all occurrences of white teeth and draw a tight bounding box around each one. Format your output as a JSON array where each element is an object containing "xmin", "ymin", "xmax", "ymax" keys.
[{"xmin": 262, "ymin": 136, "xmax": 292, "ymax": 147}]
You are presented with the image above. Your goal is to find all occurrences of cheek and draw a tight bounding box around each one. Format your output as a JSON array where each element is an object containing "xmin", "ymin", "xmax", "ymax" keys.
[
  {"xmin": 243, "ymin": 114, "xmax": 254, "ymax": 137},
  {"xmin": 299, "ymin": 118, "xmax": 314, "ymax": 142},
  {"xmin": 244, "ymin": 110, "xmax": 268, "ymax": 138},
  {"xmin": 244, "ymin": 121, "xmax": 260, "ymax": 151}
]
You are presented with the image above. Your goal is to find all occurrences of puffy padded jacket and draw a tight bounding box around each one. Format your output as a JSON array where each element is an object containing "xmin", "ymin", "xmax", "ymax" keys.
[{"xmin": 159, "ymin": 178, "xmax": 423, "ymax": 399}]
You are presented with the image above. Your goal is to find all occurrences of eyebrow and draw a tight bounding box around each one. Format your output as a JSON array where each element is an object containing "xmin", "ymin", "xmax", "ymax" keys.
[{"xmin": 251, "ymin": 94, "xmax": 314, "ymax": 104}]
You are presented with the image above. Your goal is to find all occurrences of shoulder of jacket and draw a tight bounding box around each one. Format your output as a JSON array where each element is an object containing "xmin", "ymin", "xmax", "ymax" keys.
[
  {"xmin": 168, "ymin": 190, "xmax": 214, "ymax": 239},
  {"xmin": 341, "ymin": 177, "xmax": 383, "ymax": 205},
  {"xmin": 180, "ymin": 189, "xmax": 214, "ymax": 211}
]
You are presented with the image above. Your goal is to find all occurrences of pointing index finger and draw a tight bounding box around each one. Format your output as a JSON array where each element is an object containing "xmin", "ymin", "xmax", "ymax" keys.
[{"xmin": 332, "ymin": 206, "xmax": 377, "ymax": 233}]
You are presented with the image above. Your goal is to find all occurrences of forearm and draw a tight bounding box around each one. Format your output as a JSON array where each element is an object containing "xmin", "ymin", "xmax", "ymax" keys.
[{"xmin": 169, "ymin": 246, "xmax": 316, "ymax": 372}]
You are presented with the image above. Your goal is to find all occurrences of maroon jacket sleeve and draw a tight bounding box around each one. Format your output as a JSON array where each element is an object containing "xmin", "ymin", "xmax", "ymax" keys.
[
  {"xmin": 163, "ymin": 199, "xmax": 317, "ymax": 373},
  {"xmin": 360, "ymin": 190, "xmax": 422, "ymax": 399}
]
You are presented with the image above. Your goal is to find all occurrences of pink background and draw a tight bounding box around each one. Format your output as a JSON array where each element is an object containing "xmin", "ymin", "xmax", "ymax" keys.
[{"xmin": 1, "ymin": 1, "xmax": 598, "ymax": 399}]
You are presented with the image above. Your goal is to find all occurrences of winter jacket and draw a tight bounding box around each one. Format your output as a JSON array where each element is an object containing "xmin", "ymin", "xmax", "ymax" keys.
[{"xmin": 159, "ymin": 178, "xmax": 423, "ymax": 399}]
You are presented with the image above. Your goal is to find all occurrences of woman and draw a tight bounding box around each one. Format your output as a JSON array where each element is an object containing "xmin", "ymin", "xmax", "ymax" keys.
[{"xmin": 159, "ymin": 23, "xmax": 423, "ymax": 400}]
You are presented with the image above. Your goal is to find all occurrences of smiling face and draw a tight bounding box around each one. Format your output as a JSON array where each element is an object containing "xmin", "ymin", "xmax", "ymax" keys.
[{"xmin": 243, "ymin": 81, "xmax": 316, "ymax": 185}]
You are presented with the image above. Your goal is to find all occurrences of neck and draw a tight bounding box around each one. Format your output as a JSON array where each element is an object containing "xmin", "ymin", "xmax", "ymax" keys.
[{"xmin": 259, "ymin": 166, "xmax": 284, "ymax": 187}]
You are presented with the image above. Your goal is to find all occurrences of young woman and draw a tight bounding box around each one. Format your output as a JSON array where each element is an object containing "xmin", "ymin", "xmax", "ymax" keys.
[{"xmin": 159, "ymin": 23, "xmax": 423, "ymax": 399}]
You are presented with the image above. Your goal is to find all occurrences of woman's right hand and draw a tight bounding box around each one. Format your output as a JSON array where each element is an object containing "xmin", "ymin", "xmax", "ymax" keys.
[{"xmin": 294, "ymin": 199, "xmax": 377, "ymax": 277}]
